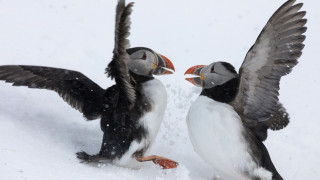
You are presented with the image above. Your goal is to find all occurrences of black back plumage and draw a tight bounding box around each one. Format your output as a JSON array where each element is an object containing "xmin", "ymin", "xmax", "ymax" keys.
[
  {"xmin": 244, "ymin": 129, "xmax": 284, "ymax": 180},
  {"xmin": 98, "ymin": 84, "xmax": 150, "ymax": 159}
]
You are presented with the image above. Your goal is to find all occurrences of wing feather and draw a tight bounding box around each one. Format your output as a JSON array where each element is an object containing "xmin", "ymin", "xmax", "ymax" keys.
[
  {"xmin": 0, "ymin": 65, "xmax": 105, "ymax": 120},
  {"xmin": 106, "ymin": 0, "xmax": 136, "ymax": 105},
  {"xmin": 232, "ymin": 0, "xmax": 307, "ymax": 139}
]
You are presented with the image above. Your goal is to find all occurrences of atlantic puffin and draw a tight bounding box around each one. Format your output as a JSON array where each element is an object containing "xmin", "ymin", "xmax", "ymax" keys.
[
  {"xmin": 184, "ymin": 0, "xmax": 306, "ymax": 179},
  {"xmin": 0, "ymin": 0, "xmax": 178, "ymax": 169}
]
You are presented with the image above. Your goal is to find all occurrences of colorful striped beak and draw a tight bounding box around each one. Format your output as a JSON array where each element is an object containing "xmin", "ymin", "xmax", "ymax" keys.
[
  {"xmin": 184, "ymin": 65, "xmax": 206, "ymax": 87},
  {"xmin": 153, "ymin": 53, "xmax": 175, "ymax": 75}
]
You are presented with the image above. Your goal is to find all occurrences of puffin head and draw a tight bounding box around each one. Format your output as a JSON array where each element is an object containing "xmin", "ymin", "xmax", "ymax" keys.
[
  {"xmin": 184, "ymin": 61, "xmax": 238, "ymax": 89},
  {"xmin": 126, "ymin": 47, "xmax": 175, "ymax": 77}
]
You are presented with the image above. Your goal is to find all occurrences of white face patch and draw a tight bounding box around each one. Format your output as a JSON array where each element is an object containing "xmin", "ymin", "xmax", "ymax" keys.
[
  {"xmin": 201, "ymin": 62, "xmax": 237, "ymax": 89},
  {"xmin": 127, "ymin": 50, "xmax": 156, "ymax": 76}
]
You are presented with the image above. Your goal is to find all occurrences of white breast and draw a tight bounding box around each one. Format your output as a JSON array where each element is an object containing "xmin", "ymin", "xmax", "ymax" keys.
[
  {"xmin": 139, "ymin": 79, "xmax": 167, "ymax": 144},
  {"xmin": 187, "ymin": 96, "xmax": 258, "ymax": 179},
  {"xmin": 116, "ymin": 79, "xmax": 167, "ymax": 169}
]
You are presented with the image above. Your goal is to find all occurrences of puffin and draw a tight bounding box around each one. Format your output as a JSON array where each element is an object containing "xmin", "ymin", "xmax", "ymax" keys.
[
  {"xmin": 184, "ymin": 0, "xmax": 306, "ymax": 179},
  {"xmin": 0, "ymin": 0, "xmax": 178, "ymax": 169}
]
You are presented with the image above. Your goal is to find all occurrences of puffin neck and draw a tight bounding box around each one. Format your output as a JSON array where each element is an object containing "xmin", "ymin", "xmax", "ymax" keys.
[
  {"xmin": 130, "ymin": 70, "xmax": 154, "ymax": 84},
  {"xmin": 200, "ymin": 77, "xmax": 239, "ymax": 103}
]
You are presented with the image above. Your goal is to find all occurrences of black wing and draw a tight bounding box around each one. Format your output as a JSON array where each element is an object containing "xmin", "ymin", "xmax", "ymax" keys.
[
  {"xmin": 105, "ymin": 0, "xmax": 136, "ymax": 105},
  {"xmin": 231, "ymin": 0, "xmax": 306, "ymax": 140},
  {"xmin": 0, "ymin": 65, "xmax": 105, "ymax": 120}
]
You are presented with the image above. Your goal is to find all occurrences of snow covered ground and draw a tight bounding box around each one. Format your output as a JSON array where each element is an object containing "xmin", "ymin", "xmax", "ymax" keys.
[{"xmin": 0, "ymin": 0, "xmax": 319, "ymax": 179}]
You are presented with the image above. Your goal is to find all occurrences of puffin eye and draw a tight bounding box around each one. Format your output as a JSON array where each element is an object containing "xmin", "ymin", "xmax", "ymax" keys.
[
  {"xmin": 211, "ymin": 65, "xmax": 215, "ymax": 73},
  {"xmin": 141, "ymin": 52, "xmax": 147, "ymax": 60}
]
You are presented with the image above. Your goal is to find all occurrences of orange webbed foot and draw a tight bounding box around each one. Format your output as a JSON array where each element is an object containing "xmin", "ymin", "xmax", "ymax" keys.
[
  {"xmin": 135, "ymin": 155, "xmax": 179, "ymax": 169},
  {"xmin": 152, "ymin": 157, "xmax": 178, "ymax": 169}
]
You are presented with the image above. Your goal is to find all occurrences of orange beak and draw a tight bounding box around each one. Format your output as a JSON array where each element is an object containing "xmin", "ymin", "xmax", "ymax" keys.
[
  {"xmin": 153, "ymin": 53, "xmax": 175, "ymax": 75},
  {"xmin": 184, "ymin": 65, "xmax": 206, "ymax": 87}
]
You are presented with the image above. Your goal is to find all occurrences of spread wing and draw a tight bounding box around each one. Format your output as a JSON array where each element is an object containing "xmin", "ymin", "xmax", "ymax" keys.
[
  {"xmin": 105, "ymin": 0, "xmax": 136, "ymax": 105},
  {"xmin": 0, "ymin": 66, "xmax": 105, "ymax": 120},
  {"xmin": 231, "ymin": 0, "xmax": 307, "ymax": 140}
]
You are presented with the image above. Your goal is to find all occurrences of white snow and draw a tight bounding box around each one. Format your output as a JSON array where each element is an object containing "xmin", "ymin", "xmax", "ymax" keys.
[{"xmin": 0, "ymin": 0, "xmax": 319, "ymax": 179}]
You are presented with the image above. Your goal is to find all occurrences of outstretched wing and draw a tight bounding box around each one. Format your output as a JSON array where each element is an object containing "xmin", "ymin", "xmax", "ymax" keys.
[
  {"xmin": 0, "ymin": 65, "xmax": 105, "ymax": 120},
  {"xmin": 105, "ymin": 0, "xmax": 136, "ymax": 105},
  {"xmin": 232, "ymin": 0, "xmax": 307, "ymax": 140}
]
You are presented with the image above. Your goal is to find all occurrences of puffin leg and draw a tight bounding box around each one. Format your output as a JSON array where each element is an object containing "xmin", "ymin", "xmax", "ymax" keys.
[{"xmin": 135, "ymin": 155, "xmax": 178, "ymax": 169}]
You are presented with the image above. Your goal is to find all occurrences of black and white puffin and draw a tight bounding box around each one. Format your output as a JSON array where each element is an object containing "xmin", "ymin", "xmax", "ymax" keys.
[
  {"xmin": 184, "ymin": 0, "xmax": 306, "ymax": 179},
  {"xmin": 0, "ymin": 0, "xmax": 178, "ymax": 169}
]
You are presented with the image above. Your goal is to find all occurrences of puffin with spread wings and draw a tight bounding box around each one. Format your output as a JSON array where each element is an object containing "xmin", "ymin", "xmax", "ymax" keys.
[
  {"xmin": 185, "ymin": 0, "xmax": 306, "ymax": 179},
  {"xmin": 0, "ymin": 0, "xmax": 177, "ymax": 169}
]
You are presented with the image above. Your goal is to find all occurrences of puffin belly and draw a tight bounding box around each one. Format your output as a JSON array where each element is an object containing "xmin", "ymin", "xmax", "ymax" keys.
[
  {"xmin": 186, "ymin": 96, "xmax": 256, "ymax": 179},
  {"xmin": 140, "ymin": 79, "xmax": 167, "ymax": 144}
]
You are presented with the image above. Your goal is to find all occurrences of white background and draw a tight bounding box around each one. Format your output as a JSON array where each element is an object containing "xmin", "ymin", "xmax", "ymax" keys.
[{"xmin": 0, "ymin": 0, "xmax": 319, "ymax": 179}]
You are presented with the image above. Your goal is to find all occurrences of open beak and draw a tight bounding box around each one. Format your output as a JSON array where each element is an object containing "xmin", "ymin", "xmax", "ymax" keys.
[
  {"xmin": 153, "ymin": 53, "xmax": 175, "ymax": 75},
  {"xmin": 184, "ymin": 65, "xmax": 206, "ymax": 87}
]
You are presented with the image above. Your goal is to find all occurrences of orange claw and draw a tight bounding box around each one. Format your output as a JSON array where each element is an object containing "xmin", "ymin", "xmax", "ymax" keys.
[{"xmin": 152, "ymin": 158, "xmax": 179, "ymax": 169}]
